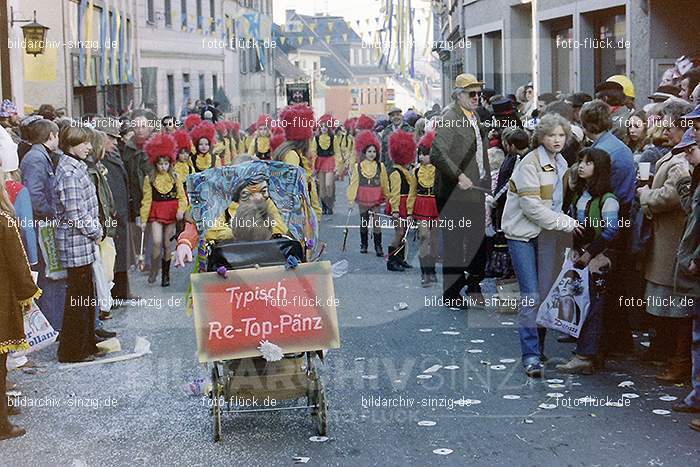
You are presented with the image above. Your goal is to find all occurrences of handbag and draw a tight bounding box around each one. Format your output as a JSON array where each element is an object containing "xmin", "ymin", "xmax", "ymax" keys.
[
  {"xmin": 485, "ymin": 232, "xmax": 514, "ymax": 278},
  {"xmin": 13, "ymin": 303, "xmax": 59, "ymax": 356}
]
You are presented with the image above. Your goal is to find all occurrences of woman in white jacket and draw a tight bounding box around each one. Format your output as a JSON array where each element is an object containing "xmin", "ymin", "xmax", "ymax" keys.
[{"xmin": 502, "ymin": 114, "xmax": 581, "ymax": 377}]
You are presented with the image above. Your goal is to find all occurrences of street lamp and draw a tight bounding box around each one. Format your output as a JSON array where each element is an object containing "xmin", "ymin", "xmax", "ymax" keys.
[{"xmin": 10, "ymin": 8, "xmax": 50, "ymax": 57}]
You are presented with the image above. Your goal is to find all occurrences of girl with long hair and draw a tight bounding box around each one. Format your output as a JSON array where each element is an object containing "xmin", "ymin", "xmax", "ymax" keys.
[{"xmin": 556, "ymin": 148, "xmax": 620, "ymax": 374}]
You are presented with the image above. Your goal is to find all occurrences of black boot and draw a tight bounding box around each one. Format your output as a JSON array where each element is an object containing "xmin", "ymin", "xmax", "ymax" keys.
[
  {"xmin": 148, "ymin": 257, "xmax": 160, "ymax": 284},
  {"xmin": 373, "ymin": 232, "xmax": 383, "ymax": 257},
  {"xmin": 398, "ymin": 245, "xmax": 413, "ymax": 269},
  {"xmin": 420, "ymin": 266, "xmax": 430, "ymax": 287},
  {"xmin": 161, "ymin": 258, "xmax": 171, "ymax": 287},
  {"xmin": 360, "ymin": 225, "xmax": 368, "ymax": 254},
  {"xmin": 387, "ymin": 246, "xmax": 405, "ymax": 271},
  {"xmin": 428, "ymin": 266, "xmax": 438, "ymax": 284}
]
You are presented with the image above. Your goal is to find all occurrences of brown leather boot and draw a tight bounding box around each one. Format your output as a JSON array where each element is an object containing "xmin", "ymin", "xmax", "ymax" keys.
[{"xmin": 655, "ymin": 357, "xmax": 692, "ymax": 385}]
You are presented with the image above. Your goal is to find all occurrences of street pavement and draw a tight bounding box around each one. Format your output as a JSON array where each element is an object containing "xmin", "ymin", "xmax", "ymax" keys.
[{"xmin": 3, "ymin": 178, "xmax": 699, "ymax": 466}]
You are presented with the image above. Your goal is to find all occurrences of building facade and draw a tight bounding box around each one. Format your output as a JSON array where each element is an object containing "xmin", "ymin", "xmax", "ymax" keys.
[
  {"xmin": 137, "ymin": 0, "xmax": 275, "ymax": 125},
  {"xmin": 2, "ymin": 0, "xmax": 138, "ymax": 117},
  {"xmin": 436, "ymin": 0, "xmax": 695, "ymax": 106}
]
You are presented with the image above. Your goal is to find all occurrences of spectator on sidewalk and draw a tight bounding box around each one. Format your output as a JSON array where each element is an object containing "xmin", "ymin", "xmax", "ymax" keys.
[
  {"xmin": 19, "ymin": 119, "xmax": 66, "ymax": 331},
  {"xmin": 55, "ymin": 125, "xmax": 103, "ymax": 363}
]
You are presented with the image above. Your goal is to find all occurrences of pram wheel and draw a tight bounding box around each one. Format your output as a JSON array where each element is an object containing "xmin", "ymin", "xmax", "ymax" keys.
[
  {"xmin": 309, "ymin": 383, "xmax": 328, "ymax": 436},
  {"xmin": 211, "ymin": 364, "xmax": 222, "ymax": 442}
]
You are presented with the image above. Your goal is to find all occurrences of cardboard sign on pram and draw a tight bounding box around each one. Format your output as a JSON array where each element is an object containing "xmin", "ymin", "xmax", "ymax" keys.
[{"xmin": 191, "ymin": 261, "xmax": 340, "ymax": 362}]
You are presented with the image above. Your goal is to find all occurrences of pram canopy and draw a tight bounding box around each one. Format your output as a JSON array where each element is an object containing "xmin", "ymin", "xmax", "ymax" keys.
[{"xmin": 186, "ymin": 160, "xmax": 319, "ymax": 249}]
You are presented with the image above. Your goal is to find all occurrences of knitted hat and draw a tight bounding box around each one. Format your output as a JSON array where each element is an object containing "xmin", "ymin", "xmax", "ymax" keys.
[
  {"xmin": 172, "ymin": 129, "xmax": 193, "ymax": 153},
  {"xmin": 184, "ymin": 114, "xmax": 202, "ymax": 131},
  {"xmin": 356, "ymin": 114, "xmax": 375, "ymax": 131},
  {"xmin": 280, "ymin": 104, "xmax": 315, "ymax": 141},
  {"xmin": 355, "ymin": 130, "xmax": 380, "ymax": 158},
  {"xmin": 389, "ymin": 130, "xmax": 417, "ymax": 166},
  {"xmin": 418, "ymin": 131, "xmax": 436, "ymax": 155},
  {"xmin": 0, "ymin": 100, "xmax": 18, "ymax": 118},
  {"xmin": 270, "ymin": 133, "xmax": 286, "ymax": 153},
  {"xmin": 145, "ymin": 133, "xmax": 177, "ymax": 165},
  {"xmin": 190, "ymin": 121, "xmax": 217, "ymax": 146}
]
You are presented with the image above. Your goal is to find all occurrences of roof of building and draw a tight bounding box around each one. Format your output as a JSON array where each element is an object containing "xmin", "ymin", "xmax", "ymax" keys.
[
  {"xmin": 275, "ymin": 11, "xmax": 387, "ymax": 84},
  {"xmin": 273, "ymin": 48, "xmax": 307, "ymax": 80}
]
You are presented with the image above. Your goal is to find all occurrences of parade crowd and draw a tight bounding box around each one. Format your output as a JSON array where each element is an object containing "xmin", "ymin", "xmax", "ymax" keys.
[{"xmin": 1, "ymin": 53, "xmax": 699, "ymax": 439}]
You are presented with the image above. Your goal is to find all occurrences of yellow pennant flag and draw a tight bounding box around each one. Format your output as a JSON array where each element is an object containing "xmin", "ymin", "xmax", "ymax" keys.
[
  {"xmin": 325, "ymin": 35, "xmax": 331, "ymax": 43},
  {"xmin": 85, "ymin": 0, "xmax": 94, "ymax": 85},
  {"xmin": 309, "ymin": 24, "xmax": 316, "ymax": 32},
  {"xmin": 297, "ymin": 36, "xmax": 304, "ymax": 45},
  {"xmin": 280, "ymin": 36, "xmax": 286, "ymax": 45},
  {"xmin": 309, "ymin": 36, "xmax": 315, "ymax": 44},
  {"xmin": 328, "ymin": 22, "xmax": 334, "ymax": 32}
]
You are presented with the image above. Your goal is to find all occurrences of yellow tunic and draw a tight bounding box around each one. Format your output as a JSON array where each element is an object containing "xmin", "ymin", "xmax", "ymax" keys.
[
  {"xmin": 140, "ymin": 172, "xmax": 188, "ymax": 222},
  {"xmin": 193, "ymin": 152, "xmax": 220, "ymax": 171},
  {"xmin": 248, "ymin": 136, "xmax": 271, "ymax": 155},
  {"xmin": 174, "ymin": 160, "xmax": 193, "ymax": 183},
  {"xmin": 389, "ymin": 165, "xmax": 417, "ymax": 216},
  {"xmin": 336, "ymin": 132, "xmax": 355, "ymax": 175},
  {"xmin": 347, "ymin": 159, "xmax": 389, "ymax": 203},
  {"xmin": 283, "ymin": 149, "xmax": 322, "ymax": 218},
  {"xmin": 408, "ymin": 164, "xmax": 435, "ymax": 207}
]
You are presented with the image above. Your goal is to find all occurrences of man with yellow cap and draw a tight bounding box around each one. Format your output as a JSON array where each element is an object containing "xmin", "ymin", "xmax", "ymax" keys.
[
  {"xmin": 595, "ymin": 75, "xmax": 634, "ymax": 141},
  {"xmin": 430, "ymin": 73, "xmax": 491, "ymax": 309}
]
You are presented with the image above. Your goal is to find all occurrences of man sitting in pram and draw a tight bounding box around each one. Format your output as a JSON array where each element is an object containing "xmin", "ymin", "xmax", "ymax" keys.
[{"xmin": 174, "ymin": 172, "xmax": 290, "ymax": 267}]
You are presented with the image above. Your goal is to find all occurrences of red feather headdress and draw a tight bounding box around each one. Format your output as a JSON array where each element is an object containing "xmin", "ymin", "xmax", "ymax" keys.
[
  {"xmin": 184, "ymin": 114, "xmax": 202, "ymax": 131},
  {"xmin": 280, "ymin": 104, "xmax": 315, "ymax": 141},
  {"xmin": 145, "ymin": 133, "xmax": 177, "ymax": 165},
  {"xmin": 389, "ymin": 130, "xmax": 417, "ymax": 166},
  {"xmin": 354, "ymin": 130, "xmax": 381, "ymax": 159},
  {"xmin": 190, "ymin": 121, "xmax": 217, "ymax": 146}
]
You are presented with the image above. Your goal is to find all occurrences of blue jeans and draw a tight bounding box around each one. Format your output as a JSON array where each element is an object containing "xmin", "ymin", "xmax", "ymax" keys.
[
  {"xmin": 684, "ymin": 301, "xmax": 700, "ymax": 409},
  {"xmin": 576, "ymin": 272, "xmax": 607, "ymax": 357},
  {"xmin": 508, "ymin": 238, "xmax": 546, "ymax": 365}
]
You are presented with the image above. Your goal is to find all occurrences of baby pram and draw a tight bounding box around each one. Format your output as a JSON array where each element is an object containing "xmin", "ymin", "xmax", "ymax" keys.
[{"xmin": 185, "ymin": 161, "xmax": 332, "ymax": 442}]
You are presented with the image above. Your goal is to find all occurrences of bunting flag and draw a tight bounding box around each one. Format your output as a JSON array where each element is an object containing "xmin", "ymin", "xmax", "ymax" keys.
[
  {"xmin": 78, "ymin": 0, "xmax": 86, "ymax": 85},
  {"xmin": 342, "ymin": 33, "xmax": 348, "ymax": 41},
  {"xmin": 309, "ymin": 24, "xmax": 316, "ymax": 32},
  {"xmin": 111, "ymin": 6, "xmax": 120, "ymax": 84},
  {"xmin": 99, "ymin": 0, "xmax": 107, "ymax": 86},
  {"xmin": 309, "ymin": 36, "xmax": 314, "ymax": 44},
  {"xmin": 328, "ymin": 22, "xmax": 334, "ymax": 32},
  {"xmin": 120, "ymin": 8, "xmax": 127, "ymax": 82},
  {"xmin": 126, "ymin": 6, "xmax": 134, "ymax": 83},
  {"xmin": 85, "ymin": 0, "xmax": 94, "ymax": 85},
  {"xmin": 280, "ymin": 36, "xmax": 286, "ymax": 45},
  {"xmin": 325, "ymin": 35, "xmax": 331, "ymax": 43},
  {"xmin": 297, "ymin": 36, "xmax": 303, "ymax": 45}
]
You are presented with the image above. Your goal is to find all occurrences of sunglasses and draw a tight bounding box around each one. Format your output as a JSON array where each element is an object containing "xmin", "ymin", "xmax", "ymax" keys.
[{"xmin": 468, "ymin": 91, "xmax": 482, "ymax": 98}]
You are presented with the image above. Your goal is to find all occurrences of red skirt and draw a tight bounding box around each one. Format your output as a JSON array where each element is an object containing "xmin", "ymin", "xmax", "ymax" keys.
[
  {"xmin": 385, "ymin": 194, "xmax": 409, "ymax": 218},
  {"xmin": 356, "ymin": 185, "xmax": 384, "ymax": 208},
  {"xmin": 315, "ymin": 156, "xmax": 336, "ymax": 173},
  {"xmin": 413, "ymin": 195, "xmax": 439, "ymax": 220},
  {"xmin": 149, "ymin": 199, "xmax": 179, "ymax": 225}
]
